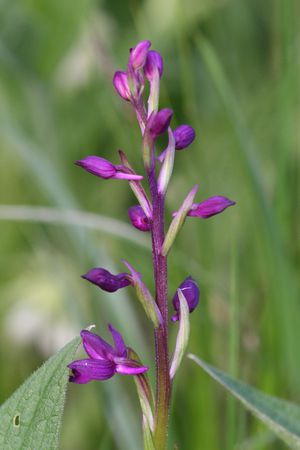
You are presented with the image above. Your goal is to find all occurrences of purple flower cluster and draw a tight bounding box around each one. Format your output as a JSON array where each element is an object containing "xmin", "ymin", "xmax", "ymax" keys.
[
  {"xmin": 69, "ymin": 39, "xmax": 235, "ymax": 448},
  {"xmin": 68, "ymin": 325, "xmax": 147, "ymax": 383}
]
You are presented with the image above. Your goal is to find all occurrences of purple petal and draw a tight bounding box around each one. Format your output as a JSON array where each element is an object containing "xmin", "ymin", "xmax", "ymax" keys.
[
  {"xmin": 75, "ymin": 156, "xmax": 116, "ymax": 179},
  {"xmin": 172, "ymin": 277, "xmax": 200, "ymax": 322},
  {"xmin": 144, "ymin": 50, "xmax": 164, "ymax": 81},
  {"xmin": 173, "ymin": 125, "xmax": 196, "ymax": 150},
  {"xmin": 68, "ymin": 359, "xmax": 115, "ymax": 384},
  {"xmin": 147, "ymin": 108, "xmax": 173, "ymax": 139},
  {"xmin": 80, "ymin": 330, "xmax": 114, "ymax": 360},
  {"xmin": 129, "ymin": 40, "xmax": 151, "ymax": 70},
  {"xmin": 115, "ymin": 359, "xmax": 148, "ymax": 375},
  {"xmin": 108, "ymin": 324, "xmax": 127, "ymax": 358},
  {"xmin": 113, "ymin": 71, "xmax": 131, "ymax": 101},
  {"xmin": 128, "ymin": 205, "xmax": 151, "ymax": 232},
  {"xmin": 188, "ymin": 196, "xmax": 236, "ymax": 218},
  {"xmin": 82, "ymin": 268, "xmax": 131, "ymax": 293}
]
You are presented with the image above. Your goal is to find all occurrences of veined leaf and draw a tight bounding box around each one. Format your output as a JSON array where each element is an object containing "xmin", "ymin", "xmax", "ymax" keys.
[
  {"xmin": 0, "ymin": 337, "xmax": 80, "ymax": 450},
  {"xmin": 189, "ymin": 354, "xmax": 300, "ymax": 449}
]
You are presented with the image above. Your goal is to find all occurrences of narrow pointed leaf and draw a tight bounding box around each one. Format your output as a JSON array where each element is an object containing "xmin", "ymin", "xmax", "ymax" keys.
[
  {"xmin": 0, "ymin": 337, "xmax": 81, "ymax": 450},
  {"xmin": 188, "ymin": 354, "xmax": 300, "ymax": 449}
]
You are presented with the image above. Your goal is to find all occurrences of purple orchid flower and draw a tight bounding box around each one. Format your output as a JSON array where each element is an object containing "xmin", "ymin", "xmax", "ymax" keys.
[
  {"xmin": 82, "ymin": 268, "xmax": 131, "ymax": 293},
  {"xmin": 174, "ymin": 125, "xmax": 196, "ymax": 150},
  {"xmin": 147, "ymin": 108, "xmax": 173, "ymax": 139},
  {"xmin": 75, "ymin": 156, "xmax": 143, "ymax": 181},
  {"xmin": 128, "ymin": 205, "xmax": 151, "ymax": 232},
  {"xmin": 144, "ymin": 50, "xmax": 164, "ymax": 81},
  {"xmin": 188, "ymin": 196, "xmax": 236, "ymax": 218},
  {"xmin": 172, "ymin": 195, "xmax": 235, "ymax": 219},
  {"xmin": 113, "ymin": 71, "xmax": 131, "ymax": 101},
  {"xmin": 68, "ymin": 325, "xmax": 148, "ymax": 384},
  {"xmin": 171, "ymin": 276, "xmax": 200, "ymax": 322},
  {"xmin": 158, "ymin": 125, "xmax": 196, "ymax": 162},
  {"xmin": 129, "ymin": 40, "xmax": 151, "ymax": 71}
]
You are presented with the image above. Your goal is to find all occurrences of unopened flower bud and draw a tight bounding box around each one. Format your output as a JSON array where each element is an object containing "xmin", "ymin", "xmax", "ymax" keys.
[
  {"xmin": 75, "ymin": 156, "xmax": 143, "ymax": 181},
  {"xmin": 129, "ymin": 40, "xmax": 151, "ymax": 70},
  {"xmin": 174, "ymin": 125, "xmax": 196, "ymax": 150},
  {"xmin": 171, "ymin": 277, "xmax": 199, "ymax": 322},
  {"xmin": 148, "ymin": 108, "xmax": 173, "ymax": 139},
  {"xmin": 188, "ymin": 196, "xmax": 235, "ymax": 218},
  {"xmin": 113, "ymin": 71, "xmax": 131, "ymax": 101},
  {"xmin": 128, "ymin": 205, "xmax": 151, "ymax": 232},
  {"xmin": 144, "ymin": 50, "xmax": 164, "ymax": 81},
  {"xmin": 75, "ymin": 156, "xmax": 116, "ymax": 179},
  {"xmin": 82, "ymin": 268, "xmax": 131, "ymax": 293}
]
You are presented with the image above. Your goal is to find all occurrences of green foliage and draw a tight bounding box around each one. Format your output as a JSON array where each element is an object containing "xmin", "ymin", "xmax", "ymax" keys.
[
  {"xmin": 189, "ymin": 355, "xmax": 300, "ymax": 449},
  {"xmin": 0, "ymin": 337, "xmax": 80, "ymax": 450}
]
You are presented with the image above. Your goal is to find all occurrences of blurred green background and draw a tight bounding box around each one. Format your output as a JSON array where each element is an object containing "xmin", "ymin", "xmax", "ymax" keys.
[{"xmin": 0, "ymin": 0, "xmax": 299, "ymax": 449}]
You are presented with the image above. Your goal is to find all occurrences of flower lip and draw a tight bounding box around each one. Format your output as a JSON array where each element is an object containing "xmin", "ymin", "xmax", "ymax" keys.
[{"xmin": 68, "ymin": 359, "xmax": 115, "ymax": 383}]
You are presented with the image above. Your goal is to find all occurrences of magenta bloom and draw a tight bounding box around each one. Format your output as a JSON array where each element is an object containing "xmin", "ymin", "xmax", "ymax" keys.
[
  {"xmin": 174, "ymin": 125, "xmax": 196, "ymax": 150},
  {"xmin": 171, "ymin": 276, "xmax": 200, "ymax": 322},
  {"xmin": 172, "ymin": 195, "xmax": 235, "ymax": 219},
  {"xmin": 144, "ymin": 50, "xmax": 164, "ymax": 81},
  {"xmin": 68, "ymin": 326, "xmax": 148, "ymax": 384},
  {"xmin": 129, "ymin": 40, "xmax": 151, "ymax": 70},
  {"xmin": 188, "ymin": 196, "xmax": 235, "ymax": 218},
  {"xmin": 113, "ymin": 71, "xmax": 131, "ymax": 101},
  {"xmin": 148, "ymin": 108, "xmax": 173, "ymax": 139},
  {"xmin": 128, "ymin": 205, "xmax": 151, "ymax": 232},
  {"xmin": 82, "ymin": 268, "xmax": 131, "ymax": 293},
  {"xmin": 75, "ymin": 156, "xmax": 143, "ymax": 181}
]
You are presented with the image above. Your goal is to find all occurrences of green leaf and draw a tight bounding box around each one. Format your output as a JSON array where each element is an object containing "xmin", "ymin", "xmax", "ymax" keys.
[
  {"xmin": 0, "ymin": 337, "xmax": 80, "ymax": 450},
  {"xmin": 188, "ymin": 354, "xmax": 300, "ymax": 449}
]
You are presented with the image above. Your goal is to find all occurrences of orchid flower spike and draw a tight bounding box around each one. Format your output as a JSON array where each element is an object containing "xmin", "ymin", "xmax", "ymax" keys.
[
  {"xmin": 68, "ymin": 325, "xmax": 148, "ymax": 384},
  {"xmin": 75, "ymin": 156, "xmax": 143, "ymax": 181},
  {"xmin": 171, "ymin": 276, "xmax": 200, "ymax": 322}
]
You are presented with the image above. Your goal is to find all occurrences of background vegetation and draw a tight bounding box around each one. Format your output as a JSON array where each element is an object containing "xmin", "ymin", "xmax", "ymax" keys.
[{"xmin": 0, "ymin": 0, "xmax": 299, "ymax": 448}]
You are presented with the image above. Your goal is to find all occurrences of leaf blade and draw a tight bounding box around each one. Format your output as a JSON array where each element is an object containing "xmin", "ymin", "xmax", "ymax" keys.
[
  {"xmin": 188, "ymin": 354, "xmax": 300, "ymax": 449},
  {"xmin": 0, "ymin": 337, "xmax": 80, "ymax": 450}
]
